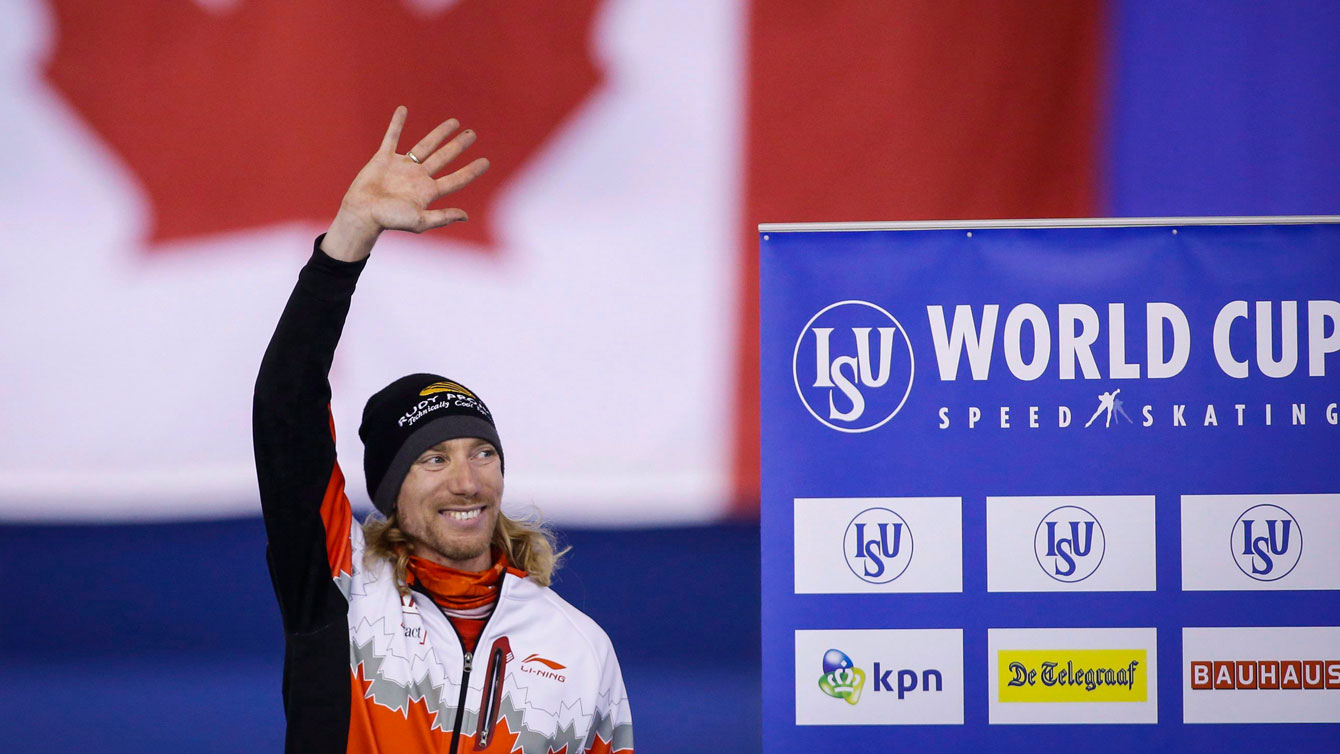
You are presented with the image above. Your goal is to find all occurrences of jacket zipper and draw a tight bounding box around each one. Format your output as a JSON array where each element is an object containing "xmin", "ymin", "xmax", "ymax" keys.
[
  {"xmin": 474, "ymin": 637, "xmax": 512, "ymax": 749},
  {"xmin": 411, "ymin": 573, "xmax": 508, "ymax": 754},
  {"xmin": 448, "ymin": 651, "xmax": 473, "ymax": 754}
]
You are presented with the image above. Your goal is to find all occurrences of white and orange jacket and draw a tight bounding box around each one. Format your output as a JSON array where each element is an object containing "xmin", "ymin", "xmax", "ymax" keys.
[{"xmin": 254, "ymin": 239, "xmax": 634, "ymax": 754}]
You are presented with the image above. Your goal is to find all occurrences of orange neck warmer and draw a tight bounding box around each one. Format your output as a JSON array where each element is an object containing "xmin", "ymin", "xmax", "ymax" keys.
[{"xmin": 406, "ymin": 548, "xmax": 527, "ymax": 616}]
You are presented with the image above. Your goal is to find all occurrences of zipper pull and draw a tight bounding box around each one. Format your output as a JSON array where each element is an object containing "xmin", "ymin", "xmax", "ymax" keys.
[{"xmin": 463, "ymin": 652, "xmax": 473, "ymax": 673}]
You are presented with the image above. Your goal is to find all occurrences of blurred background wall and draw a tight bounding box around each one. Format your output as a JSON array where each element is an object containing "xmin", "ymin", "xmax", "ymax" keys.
[{"xmin": 2, "ymin": 0, "xmax": 1337, "ymax": 751}]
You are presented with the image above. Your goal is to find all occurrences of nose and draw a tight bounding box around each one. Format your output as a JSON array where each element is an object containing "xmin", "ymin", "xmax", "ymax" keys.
[{"xmin": 443, "ymin": 458, "xmax": 481, "ymax": 498}]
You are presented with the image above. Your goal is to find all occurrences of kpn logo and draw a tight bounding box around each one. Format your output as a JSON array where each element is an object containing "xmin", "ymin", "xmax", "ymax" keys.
[
  {"xmin": 794, "ymin": 300, "xmax": 915, "ymax": 432},
  {"xmin": 1232, "ymin": 503, "xmax": 1302, "ymax": 582},
  {"xmin": 818, "ymin": 649, "xmax": 866, "ymax": 705},
  {"xmin": 818, "ymin": 648, "xmax": 944, "ymax": 705}
]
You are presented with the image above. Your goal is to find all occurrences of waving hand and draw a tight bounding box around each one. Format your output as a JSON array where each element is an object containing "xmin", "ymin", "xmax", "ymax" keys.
[{"xmin": 321, "ymin": 107, "xmax": 490, "ymax": 262}]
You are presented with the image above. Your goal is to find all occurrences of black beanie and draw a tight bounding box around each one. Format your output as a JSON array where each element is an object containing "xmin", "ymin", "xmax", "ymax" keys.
[{"xmin": 359, "ymin": 373, "xmax": 503, "ymax": 516}]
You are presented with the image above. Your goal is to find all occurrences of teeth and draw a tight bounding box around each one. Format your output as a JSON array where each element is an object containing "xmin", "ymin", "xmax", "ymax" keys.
[{"xmin": 445, "ymin": 508, "xmax": 481, "ymax": 521}]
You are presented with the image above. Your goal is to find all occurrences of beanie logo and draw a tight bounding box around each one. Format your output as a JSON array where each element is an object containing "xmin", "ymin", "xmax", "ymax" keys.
[
  {"xmin": 420, "ymin": 381, "xmax": 477, "ymax": 399},
  {"xmin": 397, "ymin": 392, "xmax": 492, "ymax": 428}
]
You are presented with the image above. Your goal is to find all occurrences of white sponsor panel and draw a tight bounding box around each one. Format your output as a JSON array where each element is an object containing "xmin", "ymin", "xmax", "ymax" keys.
[
  {"xmin": 794, "ymin": 497, "xmax": 963, "ymax": 594},
  {"xmin": 1181, "ymin": 494, "xmax": 1340, "ymax": 590},
  {"xmin": 986, "ymin": 495, "xmax": 1156, "ymax": 592},
  {"xmin": 1183, "ymin": 626, "xmax": 1340, "ymax": 723},
  {"xmin": 795, "ymin": 628, "xmax": 964, "ymax": 725},
  {"xmin": 987, "ymin": 627, "xmax": 1159, "ymax": 725}
]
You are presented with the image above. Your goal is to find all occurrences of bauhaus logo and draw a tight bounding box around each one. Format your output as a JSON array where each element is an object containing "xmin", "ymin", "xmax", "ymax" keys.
[
  {"xmin": 844, "ymin": 507, "xmax": 914, "ymax": 584},
  {"xmin": 1189, "ymin": 659, "xmax": 1340, "ymax": 690},
  {"xmin": 1034, "ymin": 506, "xmax": 1105, "ymax": 583},
  {"xmin": 793, "ymin": 300, "xmax": 915, "ymax": 432},
  {"xmin": 1183, "ymin": 626, "xmax": 1340, "ymax": 723},
  {"xmin": 1231, "ymin": 504, "xmax": 1302, "ymax": 582}
]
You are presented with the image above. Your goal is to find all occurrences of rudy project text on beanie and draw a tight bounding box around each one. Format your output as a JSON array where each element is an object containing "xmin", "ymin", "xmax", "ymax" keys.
[{"xmin": 359, "ymin": 373, "xmax": 503, "ymax": 515}]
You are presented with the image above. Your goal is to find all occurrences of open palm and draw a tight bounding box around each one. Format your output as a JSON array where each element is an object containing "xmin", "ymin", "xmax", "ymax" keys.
[
  {"xmin": 343, "ymin": 106, "xmax": 490, "ymax": 233},
  {"xmin": 321, "ymin": 107, "xmax": 490, "ymax": 262}
]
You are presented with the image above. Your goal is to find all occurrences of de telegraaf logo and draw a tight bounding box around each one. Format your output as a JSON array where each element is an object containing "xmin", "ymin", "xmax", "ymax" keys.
[
  {"xmin": 793, "ymin": 300, "xmax": 915, "ymax": 432},
  {"xmin": 1034, "ymin": 505, "xmax": 1105, "ymax": 583},
  {"xmin": 1232, "ymin": 503, "xmax": 1302, "ymax": 582},
  {"xmin": 844, "ymin": 507, "xmax": 914, "ymax": 584}
]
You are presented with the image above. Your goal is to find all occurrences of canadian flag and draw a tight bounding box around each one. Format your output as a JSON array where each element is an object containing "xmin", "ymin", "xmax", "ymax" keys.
[{"xmin": 0, "ymin": 0, "xmax": 1097, "ymax": 524}]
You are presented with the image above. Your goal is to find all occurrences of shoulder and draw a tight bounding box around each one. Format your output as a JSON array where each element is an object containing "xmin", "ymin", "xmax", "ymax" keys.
[{"xmin": 506, "ymin": 577, "xmax": 617, "ymax": 661}]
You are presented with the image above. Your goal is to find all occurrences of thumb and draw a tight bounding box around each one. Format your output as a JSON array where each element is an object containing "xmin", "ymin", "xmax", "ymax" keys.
[{"xmin": 415, "ymin": 208, "xmax": 468, "ymax": 232}]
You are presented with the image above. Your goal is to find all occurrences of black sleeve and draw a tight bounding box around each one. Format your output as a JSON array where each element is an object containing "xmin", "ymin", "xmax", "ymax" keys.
[{"xmin": 253, "ymin": 235, "xmax": 367, "ymax": 635}]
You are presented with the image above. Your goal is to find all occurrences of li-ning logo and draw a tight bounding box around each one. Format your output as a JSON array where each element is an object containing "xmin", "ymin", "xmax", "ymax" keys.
[
  {"xmin": 844, "ymin": 507, "xmax": 914, "ymax": 584},
  {"xmin": 519, "ymin": 654, "xmax": 567, "ymax": 683},
  {"xmin": 1034, "ymin": 506, "xmax": 1105, "ymax": 583},
  {"xmin": 793, "ymin": 300, "xmax": 915, "ymax": 432},
  {"xmin": 1231, "ymin": 504, "xmax": 1302, "ymax": 581}
]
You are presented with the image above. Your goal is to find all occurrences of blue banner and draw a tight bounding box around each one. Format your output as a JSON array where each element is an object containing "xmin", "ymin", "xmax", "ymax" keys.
[{"xmin": 760, "ymin": 220, "xmax": 1340, "ymax": 750}]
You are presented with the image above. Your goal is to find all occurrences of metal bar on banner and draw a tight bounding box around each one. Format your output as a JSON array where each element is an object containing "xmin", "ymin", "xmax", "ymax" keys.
[{"xmin": 760, "ymin": 215, "xmax": 1340, "ymax": 233}]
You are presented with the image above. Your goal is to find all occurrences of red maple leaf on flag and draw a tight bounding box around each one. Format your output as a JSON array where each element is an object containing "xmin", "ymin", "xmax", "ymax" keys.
[{"xmin": 45, "ymin": 0, "xmax": 604, "ymax": 249}]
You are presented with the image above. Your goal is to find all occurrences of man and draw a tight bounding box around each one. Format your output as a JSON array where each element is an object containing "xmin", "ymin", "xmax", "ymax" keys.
[{"xmin": 253, "ymin": 107, "xmax": 634, "ymax": 754}]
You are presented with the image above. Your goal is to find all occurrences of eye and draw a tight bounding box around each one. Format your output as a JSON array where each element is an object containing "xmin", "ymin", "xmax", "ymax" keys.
[{"xmin": 421, "ymin": 454, "xmax": 446, "ymax": 465}]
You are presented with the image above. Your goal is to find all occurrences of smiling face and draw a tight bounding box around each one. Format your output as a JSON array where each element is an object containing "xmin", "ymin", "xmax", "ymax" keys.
[{"xmin": 395, "ymin": 436, "xmax": 503, "ymax": 572}]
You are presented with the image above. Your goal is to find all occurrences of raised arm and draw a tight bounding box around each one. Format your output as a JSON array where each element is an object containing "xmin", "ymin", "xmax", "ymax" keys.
[{"xmin": 252, "ymin": 108, "xmax": 488, "ymax": 634}]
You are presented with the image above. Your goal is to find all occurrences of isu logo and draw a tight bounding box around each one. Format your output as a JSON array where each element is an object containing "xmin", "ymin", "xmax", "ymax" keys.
[
  {"xmin": 1189, "ymin": 660, "xmax": 1340, "ymax": 690},
  {"xmin": 1231, "ymin": 504, "xmax": 1302, "ymax": 581},
  {"xmin": 519, "ymin": 654, "xmax": 567, "ymax": 683},
  {"xmin": 844, "ymin": 507, "xmax": 914, "ymax": 584},
  {"xmin": 793, "ymin": 300, "xmax": 915, "ymax": 432},
  {"xmin": 1034, "ymin": 505, "xmax": 1105, "ymax": 583}
]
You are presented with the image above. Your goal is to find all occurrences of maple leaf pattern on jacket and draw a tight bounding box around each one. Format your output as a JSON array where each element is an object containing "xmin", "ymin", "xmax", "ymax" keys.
[{"xmin": 45, "ymin": 0, "xmax": 604, "ymax": 248}]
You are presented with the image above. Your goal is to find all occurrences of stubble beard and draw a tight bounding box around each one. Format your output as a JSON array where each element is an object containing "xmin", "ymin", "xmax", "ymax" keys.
[{"xmin": 401, "ymin": 502, "xmax": 499, "ymax": 567}]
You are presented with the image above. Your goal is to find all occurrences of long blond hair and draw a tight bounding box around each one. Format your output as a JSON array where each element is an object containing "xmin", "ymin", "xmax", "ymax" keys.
[{"xmin": 363, "ymin": 509, "xmax": 567, "ymax": 597}]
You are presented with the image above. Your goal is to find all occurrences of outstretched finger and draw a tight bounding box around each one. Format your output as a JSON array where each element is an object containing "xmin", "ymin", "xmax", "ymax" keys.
[
  {"xmin": 415, "ymin": 207, "xmax": 469, "ymax": 232},
  {"xmin": 379, "ymin": 106, "xmax": 408, "ymax": 155},
  {"xmin": 434, "ymin": 157, "xmax": 490, "ymax": 198},
  {"xmin": 409, "ymin": 118, "xmax": 461, "ymax": 169},
  {"xmin": 422, "ymin": 128, "xmax": 475, "ymax": 175}
]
